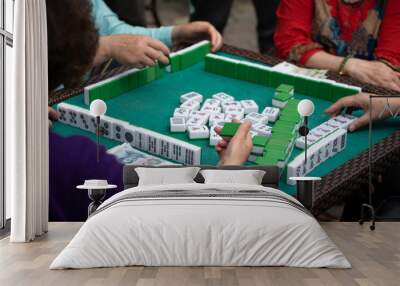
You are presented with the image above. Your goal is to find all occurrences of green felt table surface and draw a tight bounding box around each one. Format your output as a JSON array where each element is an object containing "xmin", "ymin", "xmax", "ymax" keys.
[{"xmin": 52, "ymin": 53, "xmax": 399, "ymax": 196}]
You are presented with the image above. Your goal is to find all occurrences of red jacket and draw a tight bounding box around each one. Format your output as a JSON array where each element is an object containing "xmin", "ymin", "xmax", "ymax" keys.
[{"xmin": 274, "ymin": 0, "xmax": 400, "ymax": 69}]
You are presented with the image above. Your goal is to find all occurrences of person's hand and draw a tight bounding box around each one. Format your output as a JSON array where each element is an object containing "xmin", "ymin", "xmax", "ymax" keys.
[
  {"xmin": 48, "ymin": 107, "xmax": 60, "ymax": 128},
  {"xmin": 172, "ymin": 21, "xmax": 223, "ymax": 52},
  {"xmin": 214, "ymin": 121, "xmax": 253, "ymax": 166},
  {"xmin": 95, "ymin": 35, "xmax": 170, "ymax": 68},
  {"xmin": 325, "ymin": 93, "xmax": 400, "ymax": 132},
  {"xmin": 344, "ymin": 59, "xmax": 400, "ymax": 92}
]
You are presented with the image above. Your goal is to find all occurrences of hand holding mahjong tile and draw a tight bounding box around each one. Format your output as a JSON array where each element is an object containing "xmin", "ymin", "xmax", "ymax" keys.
[{"xmin": 214, "ymin": 121, "xmax": 253, "ymax": 166}]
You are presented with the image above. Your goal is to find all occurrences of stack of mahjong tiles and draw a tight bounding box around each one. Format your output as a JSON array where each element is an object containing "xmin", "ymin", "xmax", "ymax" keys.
[
  {"xmin": 84, "ymin": 65, "xmax": 164, "ymax": 105},
  {"xmin": 287, "ymin": 114, "xmax": 357, "ymax": 185},
  {"xmin": 166, "ymin": 40, "xmax": 211, "ymax": 72},
  {"xmin": 170, "ymin": 91, "xmax": 279, "ymax": 147},
  {"xmin": 272, "ymin": 84, "xmax": 295, "ymax": 109},
  {"xmin": 57, "ymin": 102, "xmax": 201, "ymax": 165},
  {"xmin": 250, "ymin": 98, "xmax": 302, "ymax": 168},
  {"xmin": 84, "ymin": 41, "xmax": 212, "ymax": 105},
  {"xmin": 204, "ymin": 53, "xmax": 362, "ymax": 103}
]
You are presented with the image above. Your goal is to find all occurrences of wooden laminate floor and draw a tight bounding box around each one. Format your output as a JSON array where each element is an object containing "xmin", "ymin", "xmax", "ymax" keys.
[{"xmin": 0, "ymin": 222, "xmax": 399, "ymax": 286}]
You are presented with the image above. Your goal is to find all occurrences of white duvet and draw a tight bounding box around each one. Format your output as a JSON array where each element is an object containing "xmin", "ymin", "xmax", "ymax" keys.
[{"xmin": 50, "ymin": 183, "xmax": 350, "ymax": 269}]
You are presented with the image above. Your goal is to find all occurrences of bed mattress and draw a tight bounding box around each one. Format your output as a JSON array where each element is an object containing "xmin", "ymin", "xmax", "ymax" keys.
[{"xmin": 50, "ymin": 183, "xmax": 350, "ymax": 269}]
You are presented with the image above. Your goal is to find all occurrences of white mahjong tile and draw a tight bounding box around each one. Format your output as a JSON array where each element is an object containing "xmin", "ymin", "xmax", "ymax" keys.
[
  {"xmin": 170, "ymin": 117, "xmax": 186, "ymax": 133},
  {"xmin": 245, "ymin": 112, "xmax": 269, "ymax": 125},
  {"xmin": 191, "ymin": 111, "xmax": 210, "ymax": 120},
  {"xmin": 225, "ymin": 107, "xmax": 245, "ymax": 115},
  {"xmin": 248, "ymin": 154, "xmax": 258, "ymax": 163},
  {"xmin": 209, "ymin": 113, "xmax": 225, "ymax": 126},
  {"xmin": 123, "ymin": 125, "xmax": 137, "ymax": 146},
  {"xmin": 272, "ymin": 99, "xmax": 288, "ymax": 109},
  {"xmin": 225, "ymin": 113, "xmax": 243, "ymax": 122},
  {"xmin": 57, "ymin": 104, "xmax": 69, "ymax": 124},
  {"xmin": 65, "ymin": 107, "xmax": 80, "ymax": 127},
  {"xmin": 212, "ymin": 92, "xmax": 235, "ymax": 103},
  {"xmin": 100, "ymin": 116, "xmax": 116, "ymax": 139},
  {"xmin": 325, "ymin": 119, "xmax": 342, "ymax": 130},
  {"xmin": 187, "ymin": 115, "xmax": 207, "ymax": 127},
  {"xmin": 180, "ymin": 92, "xmax": 203, "ymax": 103},
  {"xmin": 180, "ymin": 99, "xmax": 201, "ymax": 111},
  {"xmin": 76, "ymin": 111, "xmax": 96, "ymax": 133},
  {"xmin": 187, "ymin": 125, "xmax": 209, "ymax": 139},
  {"xmin": 111, "ymin": 120, "xmax": 127, "ymax": 142},
  {"xmin": 174, "ymin": 107, "xmax": 191, "ymax": 119},
  {"xmin": 146, "ymin": 131, "xmax": 161, "ymax": 155},
  {"xmin": 262, "ymin": 107, "xmax": 280, "ymax": 122},
  {"xmin": 209, "ymin": 129, "xmax": 222, "ymax": 146},
  {"xmin": 309, "ymin": 129, "xmax": 325, "ymax": 140},
  {"xmin": 252, "ymin": 123, "xmax": 272, "ymax": 137},
  {"xmin": 336, "ymin": 129, "xmax": 348, "ymax": 152},
  {"xmin": 203, "ymin": 98, "xmax": 221, "ymax": 108},
  {"xmin": 295, "ymin": 134, "xmax": 319, "ymax": 149},
  {"xmin": 221, "ymin": 101, "xmax": 242, "ymax": 112},
  {"xmin": 159, "ymin": 138, "xmax": 172, "ymax": 159},
  {"xmin": 250, "ymin": 130, "xmax": 258, "ymax": 138},
  {"xmin": 335, "ymin": 114, "xmax": 357, "ymax": 130},
  {"xmin": 240, "ymin": 100, "xmax": 259, "ymax": 114},
  {"xmin": 317, "ymin": 123, "xmax": 338, "ymax": 135},
  {"xmin": 200, "ymin": 105, "xmax": 221, "ymax": 114},
  {"xmin": 306, "ymin": 150, "xmax": 318, "ymax": 172}
]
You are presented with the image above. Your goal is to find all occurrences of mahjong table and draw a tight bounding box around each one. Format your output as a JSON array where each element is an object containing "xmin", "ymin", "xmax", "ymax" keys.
[{"xmin": 51, "ymin": 44, "xmax": 400, "ymax": 216}]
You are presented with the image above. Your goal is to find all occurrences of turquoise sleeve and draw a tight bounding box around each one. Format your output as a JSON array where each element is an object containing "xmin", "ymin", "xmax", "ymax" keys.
[{"xmin": 91, "ymin": 0, "xmax": 173, "ymax": 47}]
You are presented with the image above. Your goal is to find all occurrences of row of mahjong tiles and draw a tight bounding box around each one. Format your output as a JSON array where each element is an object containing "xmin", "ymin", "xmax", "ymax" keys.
[{"xmin": 53, "ymin": 52, "xmax": 398, "ymax": 195}]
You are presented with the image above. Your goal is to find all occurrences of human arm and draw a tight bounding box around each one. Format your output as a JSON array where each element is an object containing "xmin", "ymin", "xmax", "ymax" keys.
[
  {"xmin": 214, "ymin": 121, "xmax": 253, "ymax": 166},
  {"xmin": 93, "ymin": 19, "xmax": 224, "ymax": 67},
  {"xmin": 374, "ymin": 0, "xmax": 400, "ymax": 70},
  {"xmin": 91, "ymin": 0, "xmax": 222, "ymax": 61},
  {"xmin": 91, "ymin": 0, "xmax": 174, "ymax": 45},
  {"xmin": 325, "ymin": 93, "xmax": 400, "ymax": 132},
  {"xmin": 172, "ymin": 21, "xmax": 223, "ymax": 52},
  {"xmin": 93, "ymin": 35, "xmax": 170, "ymax": 68},
  {"xmin": 306, "ymin": 52, "xmax": 400, "ymax": 91},
  {"xmin": 275, "ymin": 0, "xmax": 400, "ymax": 90},
  {"xmin": 274, "ymin": 0, "xmax": 322, "ymax": 65}
]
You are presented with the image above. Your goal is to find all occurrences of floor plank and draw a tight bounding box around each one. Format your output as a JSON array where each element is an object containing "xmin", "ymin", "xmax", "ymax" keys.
[{"xmin": 0, "ymin": 222, "xmax": 399, "ymax": 286}]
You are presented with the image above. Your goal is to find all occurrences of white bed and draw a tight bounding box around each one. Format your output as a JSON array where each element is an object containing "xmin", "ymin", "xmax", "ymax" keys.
[{"xmin": 50, "ymin": 183, "xmax": 350, "ymax": 269}]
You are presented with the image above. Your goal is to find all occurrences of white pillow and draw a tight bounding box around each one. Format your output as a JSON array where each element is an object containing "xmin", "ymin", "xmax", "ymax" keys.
[
  {"xmin": 136, "ymin": 167, "xmax": 201, "ymax": 186},
  {"xmin": 200, "ymin": 169, "xmax": 266, "ymax": 185}
]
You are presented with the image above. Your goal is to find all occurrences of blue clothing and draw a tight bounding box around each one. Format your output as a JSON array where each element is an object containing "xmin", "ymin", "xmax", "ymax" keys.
[
  {"xmin": 49, "ymin": 132, "xmax": 124, "ymax": 221},
  {"xmin": 91, "ymin": 0, "xmax": 173, "ymax": 47}
]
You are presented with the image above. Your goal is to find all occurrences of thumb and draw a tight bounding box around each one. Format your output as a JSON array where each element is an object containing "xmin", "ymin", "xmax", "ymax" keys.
[
  {"xmin": 233, "ymin": 122, "xmax": 252, "ymax": 139},
  {"xmin": 349, "ymin": 113, "xmax": 369, "ymax": 132}
]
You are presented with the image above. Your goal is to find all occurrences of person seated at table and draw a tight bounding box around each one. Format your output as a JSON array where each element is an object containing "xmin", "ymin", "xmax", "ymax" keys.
[
  {"xmin": 91, "ymin": 0, "xmax": 223, "ymax": 69},
  {"xmin": 47, "ymin": 0, "xmax": 222, "ymax": 221},
  {"xmin": 47, "ymin": 0, "xmax": 123, "ymax": 221},
  {"xmin": 215, "ymin": 93, "xmax": 400, "ymax": 165},
  {"xmin": 274, "ymin": 0, "xmax": 400, "ymax": 91}
]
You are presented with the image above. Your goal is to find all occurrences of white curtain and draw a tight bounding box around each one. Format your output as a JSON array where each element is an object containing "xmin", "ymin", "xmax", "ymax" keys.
[{"xmin": 7, "ymin": 0, "xmax": 49, "ymax": 242}]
